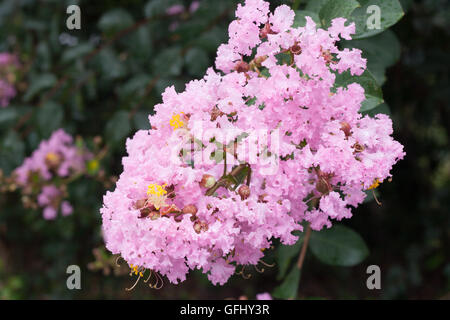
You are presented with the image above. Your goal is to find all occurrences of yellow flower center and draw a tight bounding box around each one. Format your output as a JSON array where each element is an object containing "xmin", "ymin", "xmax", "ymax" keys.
[
  {"xmin": 368, "ymin": 178, "xmax": 381, "ymax": 190},
  {"xmin": 129, "ymin": 264, "xmax": 144, "ymax": 277},
  {"xmin": 147, "ymin": 183, "xmax": 168, "ymax": 210},
  {"xmin": 169, "ymin": 113, "xmax": 185, "ymax": 130},
  {"xmin": 45, "ymin": 152, "xmax": 59, "ymax": 163}
]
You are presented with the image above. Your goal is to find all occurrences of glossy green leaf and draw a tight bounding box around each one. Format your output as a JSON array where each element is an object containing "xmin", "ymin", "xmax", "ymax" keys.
[
  {"xmin": 310, "ymin": 225, "xmax": 369, "ymax": 266},
  {"xmin": 277, "ymin": 233, "xmax": 304, "ymax": 280},
  {"xmin": 361, "ymin": 102, "xmax": 391, "ymax": 117},
  {"xmin": 272, "ymin": 266, "xmax": 300, "ymax": 299},
  {"xmin": 293, "ymin": 10, "xmax": 321, "ymax": 28},
  {"xmin": 319, "ymin": 0, "xmax": 360, "ymax": 28},
  {"xmin": 305, "ymin": 0, "xmax": 329, "ymax": 13},
  {"xmin": 351, "ymin": 0, "xmax": 404, "ymax": 39}
]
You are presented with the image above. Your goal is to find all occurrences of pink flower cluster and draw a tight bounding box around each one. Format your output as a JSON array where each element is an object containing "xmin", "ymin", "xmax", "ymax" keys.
[
  {"xmin": 101, "ymin": 0, "xmax": 404, "ymax": 286},
  {"xmin": 0, "ymin": 53, "xmax": 19, "ymax": 107},
  {"xmin": 15, "ymin": 129, "xmax": 89, "ymax": 219}
]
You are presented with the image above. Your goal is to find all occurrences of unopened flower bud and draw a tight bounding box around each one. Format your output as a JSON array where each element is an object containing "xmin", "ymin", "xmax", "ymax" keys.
[
  {"xmin": 290, "ymin": 43, "xmax": 302, "ymax": 55},
  {"xmin": 182, "ymin": 204, "xmax": 198, "ymax": 216},
  {"xmin": 353, "ymin": 143, "xmax": 365, "ymax": 153},
  {"xmin": 134, "ymin": 199, "xmax": 147, "ymax": 209},
  {"xmin": 238, "ymin": 185, "xmax": 251, "ymax": 200},
  {"xmin": 200, "ymin": 174, "xmax": 216, "ymax": 189},
  {"xmin": 193, "ymin": 221, "xmax": 202, "ymax": 234},
  {"xmin": 340, "ymin": 121, "xmax": 351, "ymax": 137},
  {"xmin": 259, "ymin": 23, "xmax": 275, "ymax": 39},
  {"xmin": 234, "ymin": 61, "xmax": 250, "ymax": 73}
]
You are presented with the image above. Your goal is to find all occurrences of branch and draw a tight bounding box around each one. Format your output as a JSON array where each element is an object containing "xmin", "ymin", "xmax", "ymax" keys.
[{"xmin": 297, "ymin": 224, "xmax": 312, "ymax": 270}]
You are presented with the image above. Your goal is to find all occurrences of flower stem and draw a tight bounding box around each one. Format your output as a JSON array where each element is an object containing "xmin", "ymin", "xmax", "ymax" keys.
[{"xmin": 297, "ymin": 224, "xmax": 312, "ymax": 270}]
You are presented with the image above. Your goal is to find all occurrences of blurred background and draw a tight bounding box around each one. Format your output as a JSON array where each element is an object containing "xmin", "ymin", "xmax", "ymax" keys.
[{"xmin": 0, "ymin": 0, "xmax": 448, "ymax": 299}]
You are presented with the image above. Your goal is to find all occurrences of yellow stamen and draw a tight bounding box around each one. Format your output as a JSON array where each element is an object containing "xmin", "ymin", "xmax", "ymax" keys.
[
  {"xmin": 146, "ymin": 183, "xmax": 168, "ymax": 210},
  {"xmin": 368, "ymin": 178, "xmax": 381, "ymax": 190},
  {"xmin": 45, "ymin": 152, "xmax": 59, "ymax": 163},
  {"xmin": 169, "ymin": 113, "xmax": 185, "ymax": 130}
]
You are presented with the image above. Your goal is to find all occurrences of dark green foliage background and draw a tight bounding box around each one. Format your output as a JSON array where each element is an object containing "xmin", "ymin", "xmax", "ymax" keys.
[{"xmin": 0, "ymin": 0, "xmax": 448, "ymax": 299}]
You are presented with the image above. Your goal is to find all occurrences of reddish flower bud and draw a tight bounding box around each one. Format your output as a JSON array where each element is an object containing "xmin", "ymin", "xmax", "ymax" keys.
[
  {"xmin": 340, "ymin": 121, "xmax": 352, "ymax": 137},
  {"xmin": 193, "ymin": 221, "xmax": 202, "ymax": 234},
  {"xmin": 290, "ymin": 43, "xmax": 302, "ymax": 55},
  {"xmin": 238, "ymin": 185, "xmax": 251, "ymax": 200},
  {"xmin": 234, "ymin": 61, "xmax": 250, "ymax": 73},
  {"xmin": 200, "ymin": 174, "xmax": 216, "ymax": 188},
  {"xmin": 134, "ymin": 199, "xmax": 147, "ymax": 210},
  {"xmin": 182, "ymin": 204, "xmax": 198, "ymax": 216},
  {"xmin": 259, "ymin": 23, "xmax": 275, "ymax": 39}
]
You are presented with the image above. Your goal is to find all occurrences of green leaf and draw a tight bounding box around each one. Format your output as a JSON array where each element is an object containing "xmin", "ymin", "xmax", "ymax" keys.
[
  {"xmin": 335, "ymin": 69, "xmax": 383, "ymax": 112},
  {"xmin": 361, "ymin": 102, "xmax": 391, "ymax": 117},
  {"xmin": 23, "ymin": 74, "xmax": 57, "ymax": 102},
  {"xmin": 98, "ymin": 9, "xmax": 134, "ymax": 33},
  {"xmin": 0, "ymin": 108, "xmax": 19, "ymax": 126},
  {"xmin": 118, "ymin": 74, "xmax": 152, "ymax": 98},
  {"xmin": 184, "ymin": 48, "xmax": 209, "ymax": 77},
  {"xmin": 351, "ymin": 0, "xmax": 404, "ymax": 39},
  {"xmin": 37, "ymin": 101, "xmax": 64, "ymax": 138},
  {"xmin": 305, "ymin": 0, "xmax": 329, "ymax": 13},
  {"xmin": 310, "ymin": 225, "xmax": 369, "ymax": 266},
  {"xmin": 342, "ymin": 30, "xmax": 401, "ymax": 85},
  {"xmin": 96, "ymin": 49, "xmax": 127, "ymax": 80},
  {"xmin": 277, "ymin": 233, "xmax": 304, "ymax": 280},
  {"xmin": 144, "ymin": 0, "xmax": 179, "ymax": 18},
  {"xmin": 319, "ymin": 0, "xmax": 360, "ymax": 28},
  {"xmin": 133, "ymin": 111, "xmax": 151, "ymax": 130},
  {"xmin": 61, "ymin": 43, "xmax": 94, "ymax": 64},
  {"xmin": 0, "ymin": 131, "xmax": 25, "ymax": 174},
  {"xmin": 153, "ymin": 47, "xmax": 183, "ymax": 77},
  {"xmin": 105, "ymin": 111, "xmax": 131, "ymax": 145},
  {"xmin": 293, "ymin": 10, "xmax": 321, "ymax": 28},
  {"xmin": 191, "ymin": 26, "xmax": 227, "ymax": 52},
  {"xmin": 272, "ymin": 266, "xmax": 300, "ymax": 299},
  {"xmin": 125, "ymin": 25, "xmax": 153, "ymax": 61}
]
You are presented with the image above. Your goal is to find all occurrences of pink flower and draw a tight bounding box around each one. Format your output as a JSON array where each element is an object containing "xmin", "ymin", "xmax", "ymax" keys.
[
  {"xmin": 166, "ymin": 4, "xmax": 184, "ymax": 16},
  {"xmin": 14, "ymin": 129, "xmax": 89, "ymax": 185},
  {"xmin": 101, "ymin": 0, "xmax": 404, "ymax": 287},
  {"xmin": 256, "ymin": 292, "xmax": 272, "ymax": 300}
]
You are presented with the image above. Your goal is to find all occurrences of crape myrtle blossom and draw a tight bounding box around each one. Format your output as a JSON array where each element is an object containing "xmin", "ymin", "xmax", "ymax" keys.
[
  {"xmin": 101, "ymin": 0, "xmax": 405, "ymax": 286},
  {"xmin": 15, "ymin": 129, "xmax": 88, "ymax": 184},
  {"xmin": 0, "ymin": 52, "xmax": 20, "ymax": 107},
  {"xmin": 14, "ymin": 129, "xmax": 91, "ymax": 219}
]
